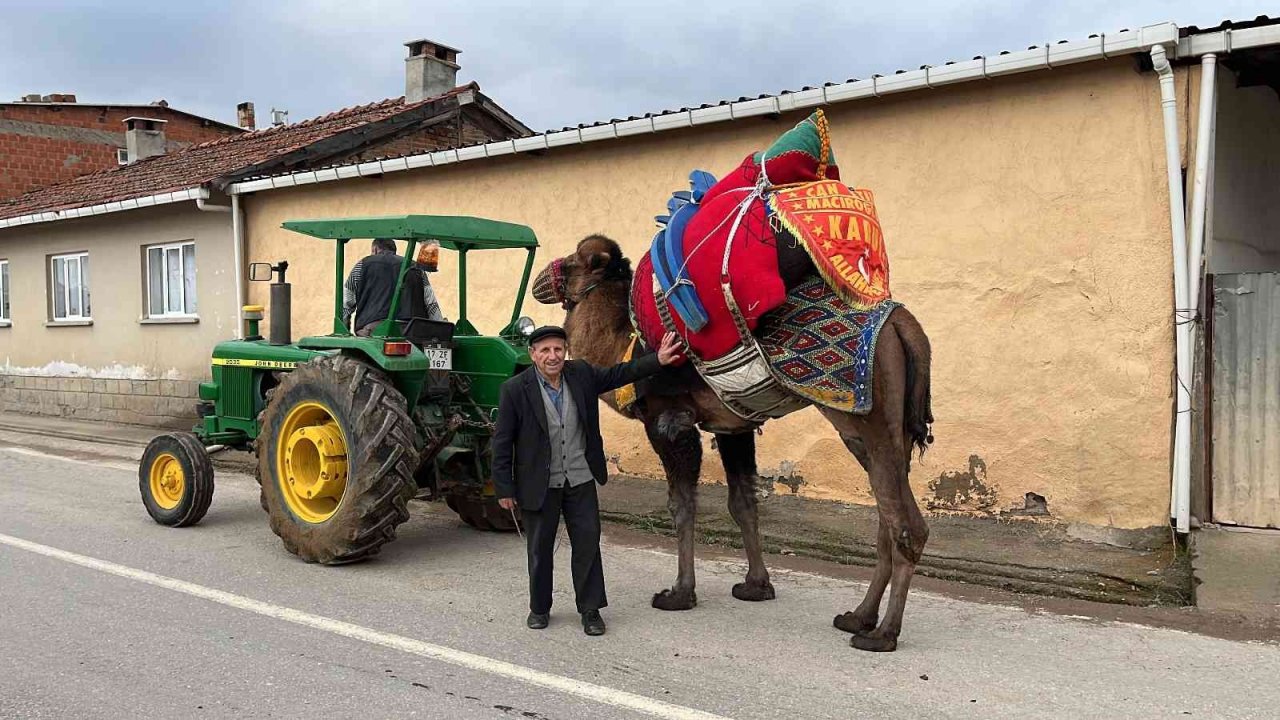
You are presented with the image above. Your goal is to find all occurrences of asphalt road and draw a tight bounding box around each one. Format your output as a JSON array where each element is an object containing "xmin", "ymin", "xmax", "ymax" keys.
[{"xmin": 2, "ymin": 444, "xmax": 1278, "ymax": 720}]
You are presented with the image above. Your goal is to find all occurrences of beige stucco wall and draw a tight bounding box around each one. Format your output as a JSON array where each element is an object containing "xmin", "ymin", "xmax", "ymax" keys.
[
  {"xmin": 244, "ymin": 60, "xmax": 1183, "ymax": 529},
  {"xmin": 0, "ymin": 203, "xmax": 238, "ymax": 380}
]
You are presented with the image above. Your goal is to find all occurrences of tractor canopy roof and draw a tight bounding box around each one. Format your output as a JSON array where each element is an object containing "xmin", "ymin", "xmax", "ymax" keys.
[{"xmin": 281, "ymin": 215, "xmax": 537, "ymax": 251}]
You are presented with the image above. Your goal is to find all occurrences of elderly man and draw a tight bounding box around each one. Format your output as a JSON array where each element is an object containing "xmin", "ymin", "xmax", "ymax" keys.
[
  {"xmin": 341, "ymin": 238, "xmax": 445, "ymax": 335},
  {"xmin": 493, "ymin": 326, "xmax": 683, "ymax": 636}
]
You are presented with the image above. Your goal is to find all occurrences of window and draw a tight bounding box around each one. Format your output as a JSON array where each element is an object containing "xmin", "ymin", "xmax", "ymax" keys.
[
  {"xmin": 146, "ymin": 241, "xmax": 196, "ymax": 317},
  {"xmin": 117, "ymin": 148, "xmax": 129, "ymax": 165},
  {"xmin": 50, "ymin": 252, "xmax": 90, "ymax": 321},
  {"xmin": 0, "ymin": 259, "xmax": 9, "ymax": 322}
]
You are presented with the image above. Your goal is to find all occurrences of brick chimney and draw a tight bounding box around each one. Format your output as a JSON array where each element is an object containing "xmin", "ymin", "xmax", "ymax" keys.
[
  {"xmin": 404, "ymin": 39, "xmax": 460, "ymax": 104},
  {"xmin": 123, "ymin": 117, "xmax": 167, "ymax": 163},
  {"xmin": 237, "ymin": 101, "xmax": 256, "ymax": 130}
]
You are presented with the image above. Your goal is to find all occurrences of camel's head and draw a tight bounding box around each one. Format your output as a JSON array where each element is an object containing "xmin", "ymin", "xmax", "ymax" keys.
[{"xmin": 532, "ymin": 234, "xmax": 632, "ymax": 311}]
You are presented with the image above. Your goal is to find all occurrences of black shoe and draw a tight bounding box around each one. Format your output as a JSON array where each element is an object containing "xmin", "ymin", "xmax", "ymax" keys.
[
  {"xmin": 527, "ymin": 612, "xmax": 549, "ymax": 630},
  {"xmin": 581, "ymin": 610, "xmax": 606, "ymax": 636}
]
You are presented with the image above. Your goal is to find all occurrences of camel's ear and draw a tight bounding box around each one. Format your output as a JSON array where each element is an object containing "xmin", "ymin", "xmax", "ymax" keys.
[{"xmin": 588, "ymin": 251, "xmax": 611, "ymax": 272}]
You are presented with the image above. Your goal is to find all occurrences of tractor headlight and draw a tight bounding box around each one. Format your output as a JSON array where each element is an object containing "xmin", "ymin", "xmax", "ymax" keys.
[{"xmin": 516, "ymin": 316, "xmax": 536, "ymax": 337}]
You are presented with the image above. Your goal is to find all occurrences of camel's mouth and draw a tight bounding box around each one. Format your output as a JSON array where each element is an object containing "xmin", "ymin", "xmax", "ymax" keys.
[{"xmin": 532, "ymin": 258, "xmax": 566, "ymax": 305}]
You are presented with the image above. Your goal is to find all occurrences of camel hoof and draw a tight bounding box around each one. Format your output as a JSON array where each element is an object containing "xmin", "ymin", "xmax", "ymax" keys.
[
  {"xmin": 850, "ymin": 631, "xmax": 898, "ymax": 653},
  {"xmin": 833, "ymin": 611, "xmax": 877, "ymax": 635},
  {"xmin": 732, "ymin": 581, "xmax": 776, "ymax": 602},
  {"xmin": 652, "ymin": 588, "xmax": 697, "ymax": 611}
]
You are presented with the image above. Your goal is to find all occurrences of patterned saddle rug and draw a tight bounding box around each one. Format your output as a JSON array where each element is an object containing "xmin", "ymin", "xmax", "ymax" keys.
[{"xmin": 758, "ymin": 276, "xmax": 899, "ymax": 415}]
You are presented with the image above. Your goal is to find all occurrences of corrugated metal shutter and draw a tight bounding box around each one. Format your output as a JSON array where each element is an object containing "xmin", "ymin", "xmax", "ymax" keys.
[{"xmin": 1211, "ymin": 273, "xmax": 1280, "ymax": 528}]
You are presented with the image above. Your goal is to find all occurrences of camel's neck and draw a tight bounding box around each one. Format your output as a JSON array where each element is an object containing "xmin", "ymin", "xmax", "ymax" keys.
[{"xmin": 564, "ymin": 280, "xmax": 634, "ymax": 367}]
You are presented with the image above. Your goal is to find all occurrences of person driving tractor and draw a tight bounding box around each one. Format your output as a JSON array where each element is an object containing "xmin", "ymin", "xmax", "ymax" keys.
[{"xmin": 342, "ymin": 237, "xmax": 446, "ymax": 335}]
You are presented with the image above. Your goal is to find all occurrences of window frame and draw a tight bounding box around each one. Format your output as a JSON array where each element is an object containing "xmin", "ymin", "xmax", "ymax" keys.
[
  {"xmin": 49, "ymin": 251, "xmax": 91, "ymax": 322},
  {"xmin": 0, "ymin": 258, "xmax": 9, "ymax": 324},
  {"xmin": 144, "ymin": 240, "xmax": 197, "ymax": 319}
]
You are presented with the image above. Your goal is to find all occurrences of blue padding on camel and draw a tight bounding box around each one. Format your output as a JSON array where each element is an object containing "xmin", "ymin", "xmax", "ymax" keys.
[
  {"xmin": 649, "ymin": 170, "xmax": 718, "ymax": 334},
  {"xmin": 662, "ymin": 201, "xmax": 707, "ymax": 331}
]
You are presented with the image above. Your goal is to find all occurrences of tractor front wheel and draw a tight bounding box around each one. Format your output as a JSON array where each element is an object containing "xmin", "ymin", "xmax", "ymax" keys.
[
  {"xmin": 258, "ymin": 354, "xmax": 420, "ymax": 564},
  {"xmin": 139, "ymin": 432, "xmax": 215, "ymax": 527}
]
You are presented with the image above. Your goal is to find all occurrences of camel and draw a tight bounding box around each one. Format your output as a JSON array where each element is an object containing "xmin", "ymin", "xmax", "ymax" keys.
[{"xmin": 531, "ymin": 233, "xmax": 934, "ymax": 652}]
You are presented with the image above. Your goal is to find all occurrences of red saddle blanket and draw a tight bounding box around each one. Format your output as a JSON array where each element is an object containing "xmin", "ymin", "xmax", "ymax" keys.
[
  {"xmin": 632, "ymin": 164, "xmax": 789, "ymax": 360},
  {"xmin": 631, "ymin": 111, "xmax": 891, "ymax": 361}
]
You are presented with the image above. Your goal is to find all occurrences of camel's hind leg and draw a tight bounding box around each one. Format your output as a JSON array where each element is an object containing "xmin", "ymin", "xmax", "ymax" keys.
[
  {"xmin": 828, "ymin": 434, "xmax": 886, "ymax": 633},
  {"xmin": 716, "ymin": 432, "xmax": 775, "ymax": 601},
  {"xmin": 646, "ymin": 410, "xmax": 703, "ymax": 611},
  {"xmin": 820, "ymin": 318, "xmax": 929, "ymax": 652}
]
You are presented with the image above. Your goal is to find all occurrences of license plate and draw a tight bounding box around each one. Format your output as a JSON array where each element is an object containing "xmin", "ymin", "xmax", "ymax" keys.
[{"xmin": 424, "ymin": 347, "xmax": 452, "ymax": 370}]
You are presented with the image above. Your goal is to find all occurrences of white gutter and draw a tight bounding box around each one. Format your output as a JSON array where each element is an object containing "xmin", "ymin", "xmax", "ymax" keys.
[
  {"xmin": 1150, "ymin": 44, "xmax": 1193, "ymax": 535},
  {"xmin": 0, "ymin": 187, "xmax": 206, "ymax": 229},
  {"xmin": 195, "ymin": 196, "xmax": 231, "ymax": 213},
  {"xmin": 1177, "ymin": 22, "xmax": 1280, "ymax": 56},
  {"xmin": 229, "ymin": 23, "xmax": 1180, "ymax": 195}
]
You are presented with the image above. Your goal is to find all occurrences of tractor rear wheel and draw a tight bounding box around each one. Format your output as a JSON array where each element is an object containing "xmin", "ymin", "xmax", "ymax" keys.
[
  {"xmin": 139, "ymin": 432, "xmax": 215, "ymax": 527},
  {"xmin": 258, "ymin": 354, "xmax": 420, "ymax": 564}
]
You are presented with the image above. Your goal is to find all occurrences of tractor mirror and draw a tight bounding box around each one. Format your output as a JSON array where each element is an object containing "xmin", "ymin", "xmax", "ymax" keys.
[{"xmin": 249, "ymin": 262, "xmax": 273, "ymax": 282}]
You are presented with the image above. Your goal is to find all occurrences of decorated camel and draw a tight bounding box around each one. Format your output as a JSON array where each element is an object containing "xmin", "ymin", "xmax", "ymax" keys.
[{"xmin": 529, "ymin": 110, "xmax": 933, "ymax": 652}]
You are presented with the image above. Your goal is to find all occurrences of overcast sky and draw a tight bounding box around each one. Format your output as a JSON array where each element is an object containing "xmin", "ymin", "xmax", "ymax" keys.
[{"xmin": 0, "ymin": 1, "xmax": 1274, "ymax": 133}]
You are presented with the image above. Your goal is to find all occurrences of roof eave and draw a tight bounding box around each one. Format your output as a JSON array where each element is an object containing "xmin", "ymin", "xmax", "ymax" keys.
[
  {"xmin": 0, "ymin": 186, "xmax": 208, "ymax": 230},
  {"xmin": 230, "ymin": 22, "xmax": 1184, "ymax": 196}
]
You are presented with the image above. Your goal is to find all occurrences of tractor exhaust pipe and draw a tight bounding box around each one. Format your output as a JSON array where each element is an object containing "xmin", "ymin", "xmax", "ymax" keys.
[{"xmin": 270, "ymin": 262, "xmax": 291, "ymax": 346}]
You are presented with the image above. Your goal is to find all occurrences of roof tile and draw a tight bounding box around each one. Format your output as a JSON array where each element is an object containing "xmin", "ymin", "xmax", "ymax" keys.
[{"xmin": 0, "ymin": 86, "xmax": 477, "ymax": 221}]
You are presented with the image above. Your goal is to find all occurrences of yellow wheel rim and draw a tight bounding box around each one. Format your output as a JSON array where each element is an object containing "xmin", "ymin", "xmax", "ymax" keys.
[
  {"xmin": 276, "ymin": 401, "xmax": 349, "ymax": 524},
  {"xmin": 149, "ymin": 452, "xmax": 186, "ymax": 510}
]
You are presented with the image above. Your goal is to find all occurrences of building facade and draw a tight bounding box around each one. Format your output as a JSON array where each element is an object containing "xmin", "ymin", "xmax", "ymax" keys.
[{"xmin": 233, "ymin": 21, "xmax": 1280, "ymax": 532}]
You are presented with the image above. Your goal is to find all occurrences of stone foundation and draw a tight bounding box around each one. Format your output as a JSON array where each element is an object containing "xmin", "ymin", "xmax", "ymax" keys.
[{"xmin": 0, "ymin": 372, "xmax": 200, "ymax": 427}]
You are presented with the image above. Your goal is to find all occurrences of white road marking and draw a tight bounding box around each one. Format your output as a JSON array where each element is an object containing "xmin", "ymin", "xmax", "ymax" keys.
[
  {"xmin": 0, "ymin": 532, "xmax": 731, "ymax": 720},
  {"xmin": 0, "ymin": 445, "xmax": 139, "ymax": 473}
]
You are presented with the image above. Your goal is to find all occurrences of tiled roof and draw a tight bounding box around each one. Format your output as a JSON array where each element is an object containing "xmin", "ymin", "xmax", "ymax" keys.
[
  {"xmin": 1180, "ymin": 14, "xmax": 1279, "ymax": 35},
  {"xmin": 1, "ymin": 100, "xmax": 246, "ymax": 132},
  {"xmin": 0, "ymin": 85, "xmax": 480, "ymax": 222}
]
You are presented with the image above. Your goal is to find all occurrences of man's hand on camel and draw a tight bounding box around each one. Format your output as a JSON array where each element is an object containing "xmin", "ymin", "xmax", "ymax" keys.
[{"xmin": 657, "ymin": 331, "xmax": 686, "ymax": 366}]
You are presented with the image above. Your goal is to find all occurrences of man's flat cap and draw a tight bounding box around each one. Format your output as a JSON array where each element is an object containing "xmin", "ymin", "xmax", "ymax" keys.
[{"xmin": 528, "ymin": 325, "xmax": 568, "ymax": 346}]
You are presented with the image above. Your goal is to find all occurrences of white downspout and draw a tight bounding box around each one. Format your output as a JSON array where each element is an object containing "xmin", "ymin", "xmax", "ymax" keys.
[
  {"xmin": 231, "ymin": 193, "xmax": 245, "ymax": 339},
  {"xmin": 1181, "ymin": 54, "xmax": 1217, "ymax": 534},
  {"xmin": 1151, "ymin": 44, "xmax": 1193, "ymax": 534},
  {"xmin": 1188, "ymin": 54, "xmax": 1218, "ymax": 340},
  {"xmin": 194, "ymin": 197, "xmax": 230, "ymax": 214}
]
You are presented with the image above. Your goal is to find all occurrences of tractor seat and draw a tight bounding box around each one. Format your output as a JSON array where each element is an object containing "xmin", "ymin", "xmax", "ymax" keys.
[{"xmin": 402, "ymin": 317, "xmax": 454, "ymax": 348}]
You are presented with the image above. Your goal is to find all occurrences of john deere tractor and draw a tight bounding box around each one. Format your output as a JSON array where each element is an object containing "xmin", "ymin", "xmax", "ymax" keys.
[{"xmin": 138, "ymin": 215, "xmax": 539, "ymax": 564}]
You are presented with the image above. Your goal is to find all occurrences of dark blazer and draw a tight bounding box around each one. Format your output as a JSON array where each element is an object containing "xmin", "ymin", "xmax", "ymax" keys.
[{"xmin": 492, "ymin": 354, "xmax": 663, "ymax": 511}]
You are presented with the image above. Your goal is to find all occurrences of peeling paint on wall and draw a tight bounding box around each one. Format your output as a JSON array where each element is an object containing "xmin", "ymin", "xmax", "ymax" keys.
[
  {"xmin": 762, "ymin": 459, "xmax": 805, "ymax": 495},
  {"xmin": 928, "ymin": 455, "xmax": 998, "ymax": 512}
]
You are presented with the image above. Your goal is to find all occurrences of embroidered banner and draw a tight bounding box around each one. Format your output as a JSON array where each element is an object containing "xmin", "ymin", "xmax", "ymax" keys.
[{"xmin": 768, "ymin": 180, "xmax": 891, "ymax": 310}]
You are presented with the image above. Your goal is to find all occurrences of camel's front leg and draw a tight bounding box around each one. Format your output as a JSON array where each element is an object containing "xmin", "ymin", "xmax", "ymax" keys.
[
  {"xmin": 717, "ymin": 432, "xmax": 775, "ymax": 601},
  {"xmin": 646, "ymin": 412, "xmax": 702, "ymax": 611}
]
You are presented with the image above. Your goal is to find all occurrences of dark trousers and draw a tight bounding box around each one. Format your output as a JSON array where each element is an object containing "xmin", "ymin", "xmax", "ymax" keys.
[{"xmin": 521, "ymin": 480, "xmax": 607, "ymax": 615}]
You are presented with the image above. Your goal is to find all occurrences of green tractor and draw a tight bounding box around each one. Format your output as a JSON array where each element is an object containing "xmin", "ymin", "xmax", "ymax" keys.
[{"xmin": 138, "ymin": 215, "xmax": 540, "ymax": 564}]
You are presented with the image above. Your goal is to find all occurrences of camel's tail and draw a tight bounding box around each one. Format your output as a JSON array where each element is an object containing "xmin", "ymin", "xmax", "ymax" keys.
[{"xmin": 895, "ymin": 308, "xmax": 934, "ymax": 458}]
